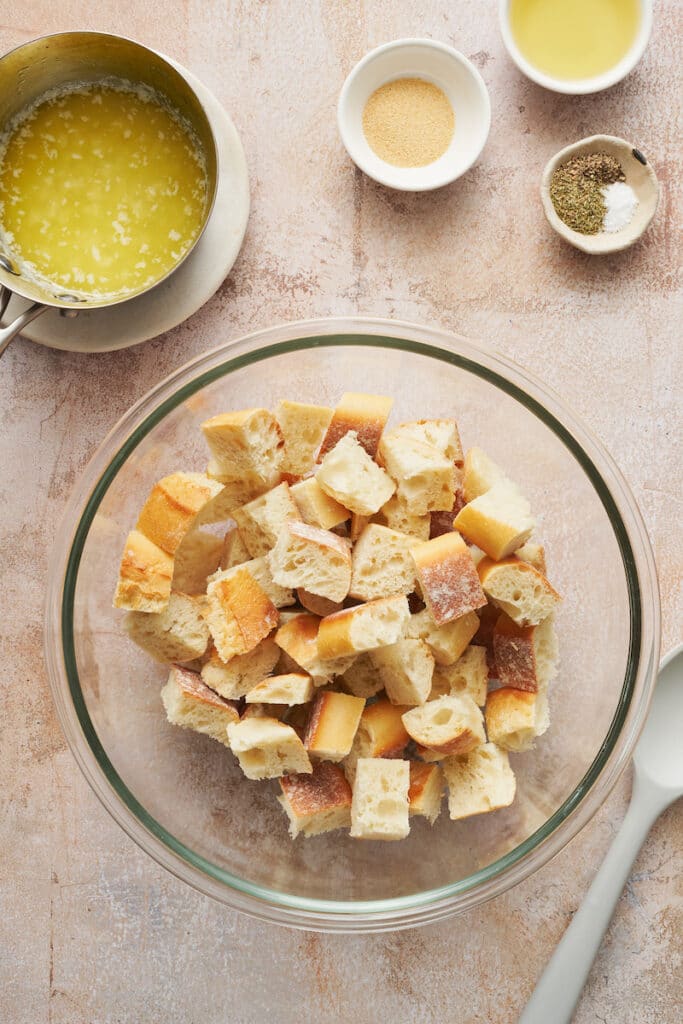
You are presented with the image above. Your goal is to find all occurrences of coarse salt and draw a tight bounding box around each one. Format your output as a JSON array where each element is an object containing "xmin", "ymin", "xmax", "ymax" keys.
[{"xmin": 601, "ymin": 181, "xmax": 639, "ymax": 233}]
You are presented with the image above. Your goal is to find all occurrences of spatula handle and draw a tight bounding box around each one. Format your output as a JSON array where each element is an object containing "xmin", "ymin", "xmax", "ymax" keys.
[{"xmin": 518, "ymin": 780, "xmax": 663, "ymax": 1024}]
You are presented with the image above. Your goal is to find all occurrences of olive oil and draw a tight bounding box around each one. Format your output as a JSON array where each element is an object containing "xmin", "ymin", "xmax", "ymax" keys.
[
  {"xmin": 509, "ymin": 0, "xmax": 641, "ymax": 81},
  {"xmin": 0, "ymin": 81, "xmax": 208, "ymax": 299}
]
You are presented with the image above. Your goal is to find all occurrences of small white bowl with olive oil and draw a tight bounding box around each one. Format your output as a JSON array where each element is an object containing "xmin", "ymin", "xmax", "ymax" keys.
[{"xmin": 499, "ymin": 0, "xmax": 652, "ymax": 95}]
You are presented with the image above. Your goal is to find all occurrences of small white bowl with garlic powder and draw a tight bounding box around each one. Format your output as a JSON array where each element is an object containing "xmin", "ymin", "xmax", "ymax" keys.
[
  {"xmin": 338, "ymin": 39, "xmax": 491, "ymax": 191},
  {"xmin": 541, "ymin": 134, "xmax": 659, "ymax": 254}
]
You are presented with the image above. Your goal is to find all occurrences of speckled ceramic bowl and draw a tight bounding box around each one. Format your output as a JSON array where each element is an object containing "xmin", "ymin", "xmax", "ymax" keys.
[
  {"xmin": 45, "ymin": 318, "xmax": 659, "ymax": 932},
  {"xmin": 541, "ymin": 135, "xmax": 660, "ymax": 255}
]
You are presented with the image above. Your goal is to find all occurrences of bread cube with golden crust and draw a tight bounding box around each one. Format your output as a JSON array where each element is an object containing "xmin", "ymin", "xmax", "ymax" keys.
[
  {"xmin": 318, "ymin": 392, "xmax": 393, "ymax": 460},
  {"xmin": 316, "ymin": 595, "xmax": 411, "ymax": 661},
  {"xmin": 114, "ymin": 530, "xmax": 174, "ymax": 613},
  {"xmin": 478, "ymin": 556, "xmax": 561, "ymax": 627},
  {"xmin": 411, "ymin": 532, "xmax": 487, "ymax": 626},
  {"xmin": 408, "ymin": 761, "xmax": 444, "ymax": 824},
  {"xmin": 304, "ymin": 691, "xmax": 366, "ymax": 761},
  {"xmin": 290, "ymin": 477, "xmax": 350, "ymax": 530},
  {"xmin": 454, "ymin": 481, "xmax": 535, "ymax": 560},
  {"xmin": 200, "ymin": 637, "xmax": 280, "ymax": 699},
  {"xmin": 244, "ymin": 672, "xmax": 314, "ymax": 706},
  {"xmin": 404, "ymin": 608, "xmax": 480, "ymax": 666},
  {"xmin": 402, "ymin": 694, "xmax": 485, "ymax": 756},
  {"xmin": 161, "ymin": 665, "xmax": 238, "ymax": 746},
  {"xmin": 227, "ymin": 717, "xmax": 312, "ymax": 779},
  {"xmin": 201, "ymin": 408, "xmax": 284, "ymax": 486},
  {"xmin": 278, "ymin": 761, "xmax": 352, "ymax": 838},
  {"xmin": 204, "ymin": 568, "xmax": 279, "ymax": 662}
]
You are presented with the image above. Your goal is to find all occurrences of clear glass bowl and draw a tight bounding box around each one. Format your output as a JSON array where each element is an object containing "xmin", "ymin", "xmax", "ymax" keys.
[{"xmin": 45, "ymin": 318, "xmax": 660, "ymax": 932}]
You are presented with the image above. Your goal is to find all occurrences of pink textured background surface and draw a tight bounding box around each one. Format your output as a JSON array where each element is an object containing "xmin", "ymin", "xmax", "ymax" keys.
[{"xmin": 0, "ymin": 3, "xmax": 681, "ymax": 1022}]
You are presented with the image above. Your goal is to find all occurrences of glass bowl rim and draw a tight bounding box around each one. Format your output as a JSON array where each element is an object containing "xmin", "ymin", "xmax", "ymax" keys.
[{"xmin": 44, "ymin": 316, "xmax": 660, "ymax": 932}]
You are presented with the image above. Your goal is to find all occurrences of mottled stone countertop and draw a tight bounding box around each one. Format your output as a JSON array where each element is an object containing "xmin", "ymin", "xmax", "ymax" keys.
[{"xmin": 1, "ymin": 3, "xmax": 681, "ymax": 1023}]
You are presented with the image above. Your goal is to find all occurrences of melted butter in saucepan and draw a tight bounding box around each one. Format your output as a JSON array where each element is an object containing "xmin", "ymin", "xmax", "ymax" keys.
[{"xmin": 0, "ymin": 79, "xmax": 208, "ymax": 300}]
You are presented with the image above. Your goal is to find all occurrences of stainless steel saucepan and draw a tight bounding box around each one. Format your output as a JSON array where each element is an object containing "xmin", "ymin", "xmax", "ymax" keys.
[{"xmin": 0, "ymin": 31, "xmax": 218, "ymax": 357}]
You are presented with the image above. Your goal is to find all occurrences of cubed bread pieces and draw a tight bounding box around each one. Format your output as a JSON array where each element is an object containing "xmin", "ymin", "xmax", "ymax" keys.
[
  {"xmin": 114, "ymin": 391, "xmax": 563, "ymax": 845},
  {"xmin": 204, "ymin": 568, "xmax": 279, "ymax": 662},
  {"xmin": 135, "ymin": 472, "xmax": 223, "ymax": 556},
  {"xmin": 462, "ymin": 447, "xmax": 508, "ymax": 502},
  {"xmin": 402, "ymin": 694, "xmax": 485, "ymax": 756},
  {"xmin": 454, "ymin": 480, "xmax": 535, "ymax": 560},
  {"xmin": 201, "ymin": 408, "xmax": 284, "ymax": 486},
  {"xmin": 411, "ymin": 532, "xmax": 487, "ymax": 625},
  {"xmin": 209, "ymin": 556, "xmax": 295, "ymax": 608},
  {"xmin": 404, "ymin": 608, "xmax": 480, "ymax": 665},
  {"xmin": 357, "ymin": 698, "xmax": 410, "ymax": 758},
  {"xmin": 197, "ymin": 474, "xmax": 267, "ymax": 526},
  {"xmin": 220, "ymin": 523, "xmax": 252, "ymax": 569},
  {"xmin": 113, "ymin": 530, "xmax": 174, "ymax": 612},
  {"xmin": 350, "ymin": 758, "xmax": 410, "ymax": 841},
  {"xmin": 349, "ymin": 523, "xmax": 416, "ymax": 601},
  {"xmin": 431, "ymin": 645, "xmax": 489, "ymax": 705},
  {"xmin": 408, "ymin": 761, "xmax": 444, "ymax": 824},
  {"xmin": 478, "ymin": 556, "xmax": 561, "ymax": 627},
  {"xmin": 392, "ymin": 419, "xmax": 464, "ymax": 467},
  {"xmin": 374, "ymin": 493, "xmax": 431, "ymax": 540},
  {"xmin": 201, "ymin": 637, "xmax": 280, "ymax": 699},
  {"xmin": 340, "ymin": 651, "xmax": 384, "ymax": 698},
  {"xmin": 316, "ymin": 432, "xmax": 395, "ymax": 516},
  {"xmin": 275, "ymin": 400, "xmax": 333, "ymax": 475},
  {"xmin": 493, "ymin": 612, "xmax": 559, "ymax": 692},
  {"xmin": 274, "ymin": 614, "xmax": 354, "ymax": 685},
  {"xmin": 278, "ymin": 761, "xmax": 352, "ymax": 838},
  {"xmin": 485, "ymin": 687, "xmax": 545, "ymax": 752},
  {"xmin": 443, "ymin": 742, "xmax": 516, "ymax": 820},
  {"xmin": 124, "ymin": 591, "xmax": 209, "ymax": 662},
  {"xmin": 290, "ymin": 477, "xmax": 350, "ymax": 530},
  {"xmin": 371, "ymin": 638, "xmax": 434, "ymax": 706},
  {"xmin": 378, "ymin": 430, "xmax": 456, "ymax": 515},
  {"xmin": 316, "ymin": 595, "xmax": 411, "ymax": 660},
  {"xmin": 227, "ymin": 717, "xmax": 312, "ymax": 779},
  {"xmin": 232, "ymin": 481, "xmax": 300, "ymax": 557},
  {"xmin": 268, "ymin": 520, "xmax": 352, "ymax": 602},
  {"xmin": 161, "ymin": 664, "xmax": 238, "ymax": 745},
  {"xmin": 296, "ymin": 589, "xmax": 344, "ymax": 618},
  {"xmin": 244, "ymin": 672, "xmax": 314, "ymax": 706},
  {"xmin": 515, "ymin": 541, "xmax": 547, "ymax": 575},
  {"xmin": 172, "ymin": 529, "xmax": 224, "ymax": 595},
  {"xmin": 318, "ymin": 392, "xmax": 393, "ymax": 460},
  {"xmin": 304, "ymin": 691, "xmax": 366, "ymax": 761},
  {"xmin": 343, "ymin": 697, "xmax": 410, "ymax": 784}
]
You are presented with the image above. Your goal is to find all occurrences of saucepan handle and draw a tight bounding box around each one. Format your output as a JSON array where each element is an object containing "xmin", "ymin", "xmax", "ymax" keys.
[{"xmin": 0, "ymin": 284, "xmax": 49, "ymax": 359}]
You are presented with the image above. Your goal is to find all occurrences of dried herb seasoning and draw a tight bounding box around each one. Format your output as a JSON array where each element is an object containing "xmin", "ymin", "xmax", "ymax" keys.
[{"xmin": 549, "ymin": 152, "xmax": 625, "ymax": 234}]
